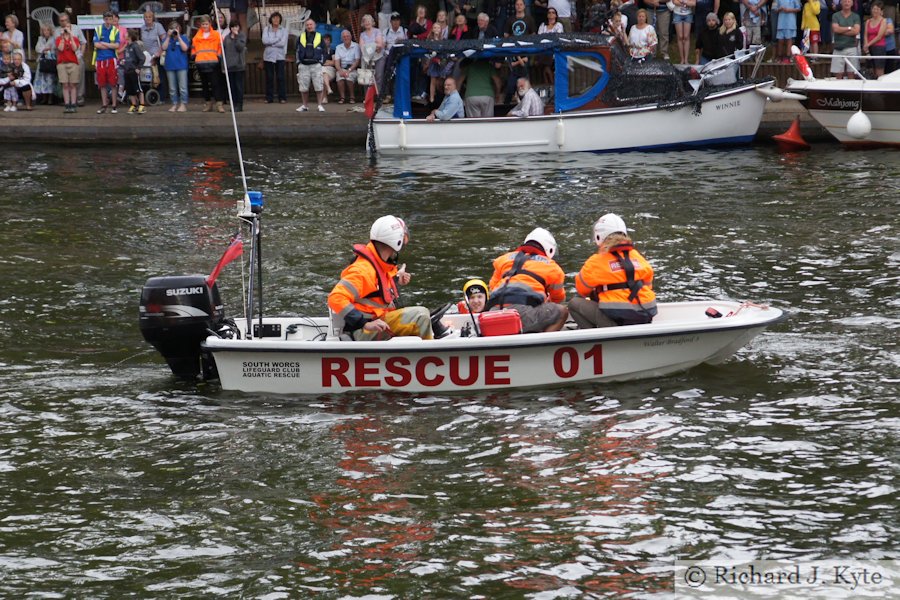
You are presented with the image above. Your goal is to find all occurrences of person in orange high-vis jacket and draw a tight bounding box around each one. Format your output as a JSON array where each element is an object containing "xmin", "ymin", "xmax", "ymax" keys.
[
  {"xmin": 570, "ymin": 213, "xmax": 658, "ymax": 328},
  {"xmin": 328, "ymin": 215, "xmax": 434, "ymax": 341},
  {"xmin": 487, "ymin": 227, "xmax": 568, "ymax": 333},
  {"xmin": 191, "ymin": 16, "xmax": 225, "ymax": 112}
]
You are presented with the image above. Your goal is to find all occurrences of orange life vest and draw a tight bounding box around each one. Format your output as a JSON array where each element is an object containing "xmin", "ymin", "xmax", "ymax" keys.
[
  {"xmin": 327, "ymin": 242, "xmax": 401, "ymax": 334},
  {"xmin": 488, "ymin": 247, "xmax": 566, "ymax": 308},
  {"xmin": 351, "ymin": 243, "xmax": 399, "ymax": 309},
  {"xmin": 576, "ymin": 243, "xmax": 657, "ymax": 325},
  {"xmin": 456, "ymin": 300, "xmax": 478, "ymax": 314}
]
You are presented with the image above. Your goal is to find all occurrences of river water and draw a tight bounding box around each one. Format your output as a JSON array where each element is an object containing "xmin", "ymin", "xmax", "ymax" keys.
[{"xmin": 0, "ymin": 146, "xmax": 897, "ymax": 598}]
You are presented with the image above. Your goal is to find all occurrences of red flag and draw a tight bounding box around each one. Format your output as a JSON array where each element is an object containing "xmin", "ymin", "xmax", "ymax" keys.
[
  {"xmin": 207, "ymin": 232, "xmax": 243, "ymax": 286},
  {"xmin": 364, "ymin": 85, "xmax": 377, "ymax": 119}
]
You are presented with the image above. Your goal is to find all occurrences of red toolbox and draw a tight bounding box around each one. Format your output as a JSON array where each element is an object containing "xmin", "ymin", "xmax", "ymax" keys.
[{"xmin": 478, "ymin": 309, "xmax": 523, "ymax": 336}]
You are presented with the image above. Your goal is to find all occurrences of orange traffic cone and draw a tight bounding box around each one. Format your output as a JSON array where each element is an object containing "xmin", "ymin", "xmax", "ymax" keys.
[{"xmin": 772, "ymin": 116, "xmax": 810, "ymax": 151}]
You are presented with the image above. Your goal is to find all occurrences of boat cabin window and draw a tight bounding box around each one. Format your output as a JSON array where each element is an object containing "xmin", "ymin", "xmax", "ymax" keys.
[{"xmin": 566, "ymin": 54, "xmax": 606, "ymax": 97}]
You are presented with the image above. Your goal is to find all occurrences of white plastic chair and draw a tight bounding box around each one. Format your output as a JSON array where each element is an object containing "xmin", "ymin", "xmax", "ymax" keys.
[
  {"xmin": 286, "ymin": 18, "xmax": 303, "ymax": 38},
  {"xmin": 137, "ymin": 1, "xmax": 164, "ymax": 14},
  {"xmin": 30, "ymin": 6, "xmax": 60, "ymax": 27}
]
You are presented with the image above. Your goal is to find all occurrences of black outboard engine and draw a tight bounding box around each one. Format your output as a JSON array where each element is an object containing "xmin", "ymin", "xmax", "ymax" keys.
[{"xmin": 139, "ymin": 275, "xmax": 225, "ymax": 380}]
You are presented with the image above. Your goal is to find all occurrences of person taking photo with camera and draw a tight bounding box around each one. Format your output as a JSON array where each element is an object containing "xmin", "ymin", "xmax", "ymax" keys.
[
  {"xmin": 164, "ymin": 22, "xmax": 190, "ymax": 111},
  {"xmin": 55, "ymin": 18, "xmax": 81, "ymax": 113}
]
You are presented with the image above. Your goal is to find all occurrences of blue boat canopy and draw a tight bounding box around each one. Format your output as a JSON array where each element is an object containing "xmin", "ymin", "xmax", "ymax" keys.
[{"xmin": 385, "ymin": 33, "xmax": 615, "ymax": 119}]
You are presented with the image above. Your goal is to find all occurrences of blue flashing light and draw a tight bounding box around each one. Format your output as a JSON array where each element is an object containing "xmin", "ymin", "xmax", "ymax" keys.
[{"xmin": 248, "ymin": 191, "xmax": 264, "ymax": 213}]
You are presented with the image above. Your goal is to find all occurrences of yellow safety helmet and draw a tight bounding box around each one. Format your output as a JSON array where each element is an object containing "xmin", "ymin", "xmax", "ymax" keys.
[{"xmin": 462, "ymin": 279, "xmax": 489, "ymax": 301}]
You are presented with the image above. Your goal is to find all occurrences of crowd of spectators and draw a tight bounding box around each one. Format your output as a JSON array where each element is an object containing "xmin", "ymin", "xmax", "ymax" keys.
[{"xmin": 1, "ymin": 0, "xmax": 891, "ymax": 115}]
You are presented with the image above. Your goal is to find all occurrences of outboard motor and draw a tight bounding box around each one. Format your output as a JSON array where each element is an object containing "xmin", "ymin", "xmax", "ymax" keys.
[{"xmin": 139, "ymin": 275, "xmax": 225, "ymax": 380}]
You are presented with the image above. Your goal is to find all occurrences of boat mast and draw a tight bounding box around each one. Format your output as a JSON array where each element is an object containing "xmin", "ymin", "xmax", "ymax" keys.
[{"xmin": 212, "ymin": 0, "xmax": 260, "ymax": 340}]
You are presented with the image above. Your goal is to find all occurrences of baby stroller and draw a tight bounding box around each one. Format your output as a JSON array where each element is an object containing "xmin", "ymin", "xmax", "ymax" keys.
[{"xmin": 138, "ymin": 50, "xmax": 161, "ymax": 106}]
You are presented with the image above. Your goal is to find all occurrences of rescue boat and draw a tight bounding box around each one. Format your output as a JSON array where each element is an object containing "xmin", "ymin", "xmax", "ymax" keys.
[{"xmin": 138, "ymin": 195, "xmax": 785, "ymax": 395}]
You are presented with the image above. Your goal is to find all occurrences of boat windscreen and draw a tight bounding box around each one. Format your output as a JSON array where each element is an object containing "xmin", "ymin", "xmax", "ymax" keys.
[{"xmin": 554, "ymin": 52, "xmax": 610, "ymax": 112}]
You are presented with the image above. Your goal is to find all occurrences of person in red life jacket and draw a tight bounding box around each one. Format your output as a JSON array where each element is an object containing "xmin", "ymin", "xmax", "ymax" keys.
[
  {"xmin": 487, "ymin": 228, "xmax": 568, "ymax": 333},
  {"xmin": 570, "ymin": 213, "xmax": 658, "ymax": 328},
  {"xmin": 457, "ymin": 279, "xmax": 490, "ymax": 314},
  {"xmin": 328, "ymin": 215, "xmax": 434, "ymax": 341}
]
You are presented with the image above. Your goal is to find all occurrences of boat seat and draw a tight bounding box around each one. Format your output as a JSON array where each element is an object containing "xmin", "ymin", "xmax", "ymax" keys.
[{"xmin": 327, "ymin": 308, "xmax": 352, "ymax": 341}]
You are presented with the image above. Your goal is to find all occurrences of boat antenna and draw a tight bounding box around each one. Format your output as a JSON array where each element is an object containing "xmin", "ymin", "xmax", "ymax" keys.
[
  {"xmin": 213, "ymin": 0, "xmax": 249, "ymax": 199},
  {"xmin": 211, "ymin": 0, "xmax": 259, "ymax": 338},
  {"xmin": 462, "ymin": 295, "xmax": 481, "ymax": 337}
]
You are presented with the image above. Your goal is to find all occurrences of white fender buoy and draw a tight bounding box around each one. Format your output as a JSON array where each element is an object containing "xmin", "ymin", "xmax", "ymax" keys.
[
  {"xmin": 847, "ymin": 110, "xmax": 872, "ymax": 139},
  {"xmin": 555, "ymin": 118, "xmax": 565, "ymax": 147},
  {"xmin": 399, "ymin": 120, "xmax": 407, "ymax": 150},
  {"xmin": 756, "ymin": 86, "xmax": 807, "ymax": 102}
]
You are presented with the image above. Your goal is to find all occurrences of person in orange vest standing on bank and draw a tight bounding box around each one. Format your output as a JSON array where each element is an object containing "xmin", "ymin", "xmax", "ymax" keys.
[
  {"xmin": 191, "ymin": 15, "xmax": 225, "ymax": 112},
  {"xmin": 570, "ymin": 213, "xmax": 658, "ymax": 329},
  {"xmin": 487, "ymin": 227, "xmax": 568, "ymax": 333},
  {"xmin": 328, "ymin": 215, "xmax": 434, "ymax": 341}
]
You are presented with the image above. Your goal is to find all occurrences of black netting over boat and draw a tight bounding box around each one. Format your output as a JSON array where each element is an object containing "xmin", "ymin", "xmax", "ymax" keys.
[
  {"xmin": 387, "ymin": 33, "xmax": 616, "ymax": 61},
  {"xmin": 601, "ymin": 44, "xmax": 694, "ymax": 108}
]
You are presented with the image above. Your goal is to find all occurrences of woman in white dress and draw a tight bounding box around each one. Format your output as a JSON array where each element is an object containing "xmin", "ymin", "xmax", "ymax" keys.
[{"xmin": 628, "ymin": 8, "xmax": 658, "ymax": 60}]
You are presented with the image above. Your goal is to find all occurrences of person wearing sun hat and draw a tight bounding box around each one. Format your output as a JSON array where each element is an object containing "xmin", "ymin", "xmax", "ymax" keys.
[{"xmin": 458, "ymin": 279, "xmax": 490, "ymax": 314}]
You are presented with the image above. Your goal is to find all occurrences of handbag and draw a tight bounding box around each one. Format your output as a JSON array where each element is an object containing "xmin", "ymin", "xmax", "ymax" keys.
[
  {"xmin": 38, "ymin": 56, "xmax": 57, "ymax": 74},
  {"xmin": 357, "ymin": 67, "xmax": 374, "ymax": 86}
]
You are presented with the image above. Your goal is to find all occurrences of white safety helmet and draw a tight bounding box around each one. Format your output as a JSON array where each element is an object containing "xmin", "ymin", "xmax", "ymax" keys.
[
  {"xmin": 593, "ymin": 213, "xmax": 628, "ymax": 246},
  {"xmin": 524, "ymin": 227, "xmax": 557, "ymax": 259},
  {"xmin": 370, "ymin": 215, "xmax": 408, "ymax": 252}
]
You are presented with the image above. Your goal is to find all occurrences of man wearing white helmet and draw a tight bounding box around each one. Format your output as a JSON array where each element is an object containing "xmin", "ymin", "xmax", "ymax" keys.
[
  {"xmin": 570, "ymin": 213, "xmax": 657, "ymax": 329},
  {"xmin": 487, "ymin": 227, "xmax": 568, "ymax": 333},
  {"xmin": 327, "ymin": 215, "xmax": 434, "ymax": 340}
]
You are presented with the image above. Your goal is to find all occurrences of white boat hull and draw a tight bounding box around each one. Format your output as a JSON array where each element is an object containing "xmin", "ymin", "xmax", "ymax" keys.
[
  {"xmin": 373, "ymin": 82, "xmax": 774, "ymax": 155},
  {"xmin": 787, "ymin": 74, "xmax": 900, "ymax": 146},
  {"xmin": 204, "ymin": 301, "xmax": 784, "ymax": 394}
]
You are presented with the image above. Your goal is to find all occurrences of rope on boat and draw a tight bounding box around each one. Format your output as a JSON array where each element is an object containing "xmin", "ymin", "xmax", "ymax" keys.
[{"xmin": 727, "ymin": 301, "xmax": 770, "ymax": 317}]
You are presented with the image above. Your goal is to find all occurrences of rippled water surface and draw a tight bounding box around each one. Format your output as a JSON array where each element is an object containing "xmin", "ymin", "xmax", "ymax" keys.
[{"xmin": 0, "ymin": 146, "xmax": 897, "ymax": 598}]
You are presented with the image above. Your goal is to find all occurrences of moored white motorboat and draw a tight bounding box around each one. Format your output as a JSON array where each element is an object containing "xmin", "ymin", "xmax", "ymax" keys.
[
  {"xmin": 372, "ymin": 35, "xmax": 786, "ymax": 155},
  {"xmin": 787, "ymin": 55, "xmax": 900, "ymax": 147}
]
